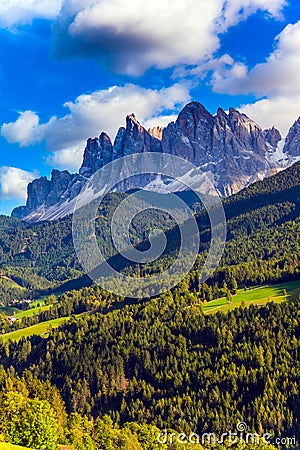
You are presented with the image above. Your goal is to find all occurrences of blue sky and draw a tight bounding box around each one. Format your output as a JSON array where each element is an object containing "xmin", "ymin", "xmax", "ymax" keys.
[{"xmin": 0, "ymin": 0, "xmax": 300, "ymax": 215}]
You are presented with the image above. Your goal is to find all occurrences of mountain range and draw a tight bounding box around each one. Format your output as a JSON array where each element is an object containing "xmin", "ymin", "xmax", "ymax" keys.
[{"xmin": 12, "ymin": 101, "xmax": 300, "ymax": 222}]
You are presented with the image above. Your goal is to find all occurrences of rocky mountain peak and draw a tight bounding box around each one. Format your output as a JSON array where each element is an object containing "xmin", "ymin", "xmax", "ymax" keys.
[
  {"xmin": 126, "ymin": 113, "xmax": 143, "ymax": 134},
  {"xmin": 283, "ymin": 117, "xmax": 300, "ymax": 156},
  {"xmin": 11, "ymin": 102, "xmax": 300, "ymax": 222},
  {"xmin": 121, "ymin": 113, "xmax": 162, "ymax": 156},
  {"xmin": 27, "ymin": 176, "xmax": 51, "ymax": 211},
  {"xmin": 264, "ymin": 127, "xmax": 282, "ymax": 149},
  {"xmin": 228, "ymin": 107, "xmax": 259, "ymax": 130},
  {"xmin": 148, "ymin": 126, "xmax": 164, "ymax": 140},
  {"xmin": 216, "ymin": 107, "xmax": 227, "ymax": 117},
  {"xmin": 79, "ymin": 132, "xmax": 113, "ymax": 178},
  {"xmin": 126, "ymin": 112, "xmax": 143, "ymax": 133},
  {"xmin": 215, "ymin": 107, "xmax": 230, "ymax": 128},
  {"xmin": 127, "ymin": 112, "xmax": 138, "ymax": 122},
  {"xmin": 46, "ymin": 170, "xmax": 73, "ymax": 206},
  {"xmin": 226, "ymin": 107, "xmax": 267, "ymax": 155},
  {"xmin": 176, "ymin": 101, "xmax": 213, "ymax": 133}
]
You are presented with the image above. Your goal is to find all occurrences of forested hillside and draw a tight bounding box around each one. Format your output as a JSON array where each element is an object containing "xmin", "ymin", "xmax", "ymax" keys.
[
  {"xmin": 1, "ymin": 162, "xmax": 300, "ymax": 449},
  {"xmin": 0, "ymin": 287, "xmax": 299, "ymax": 448},
  {"xmin": 1, "ymin": 161, "xmax": 300, "ymax": 303},
  {"xmin": 0, "ymin": 361, "xmax": 280, "ymax": 450}
]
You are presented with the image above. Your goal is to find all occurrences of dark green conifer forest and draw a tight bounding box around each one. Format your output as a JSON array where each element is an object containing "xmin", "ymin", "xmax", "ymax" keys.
[{"xmin": 1, "ymin": 163, "xmax": 300, "ymax": 449}]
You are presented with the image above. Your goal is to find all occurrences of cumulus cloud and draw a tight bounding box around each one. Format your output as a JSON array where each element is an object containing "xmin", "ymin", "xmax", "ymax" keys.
[
  {"xmin": 240, "ymin": 96, "xmax": 300, "ymax": 137},
  {"xmin": 0, "ymin": 1, "xmax": 286, "ymax": 74},
  {"xmin": 1, "ymin": 110, "xmax": 50, "ymax": 147},
  {"xmin": 244, "ymin": 20, "xmax": 300, "ymax": 97},
  {"xmin": 216, "ymin": 0, "xmax": 286, "ymax": 30},
  {"xmin": 0, "ymin": 0, "xmax": 287, "ymax": 80},
  {"xmin": 212, "ymin": 20, "xmax": 300, "ymax": 96},
  {"xmin": 47, "ymin": 144, "xmax": 85, "ymax": 170},
  {"xmin": 53, "ymin": 0, "xmax": 220, "ymax": 75},
  {"xmin": 1, "ymin": 83, "xmax": 190, "ymax": 171},
  {"xmin": 0, "ymin": 0, "xmax": 62, "ymax": 28},
  {"xmin": 208, "ymin": 20, "xmax": 300, "ymax": 136},
  {"xmin": 143, "ymin": 115, "xmax": 179, "ymax": 131},
  {"xmin": 51, "ymin": 0, "xmax": 286, "ymax": 75},
  {"xmin": 0, "ymin": 166, "xmax": 38, "ymax": 201}
]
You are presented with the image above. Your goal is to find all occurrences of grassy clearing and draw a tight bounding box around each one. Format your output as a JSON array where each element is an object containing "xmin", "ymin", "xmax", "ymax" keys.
[
  {"xmin": 13, "ymin": 304, "xmax": 52, "ymax": 319},
  {"xmin": 203, "ymin": 279, "xmax": 300, "ymax": 315},
  {"xmin": 1, "ymin": 317, "xmax": 69, "ymax": 342},
  {"xmin": 0, "ymin": 443, "xmax": 35, "ymax": 450},
  {"xmin": 2, "ymin": 280, "xmax": 300, "ymax": 340},
  {"xmin": 0, "ymin": 295, "xmax": 58, "ymax": 319}
]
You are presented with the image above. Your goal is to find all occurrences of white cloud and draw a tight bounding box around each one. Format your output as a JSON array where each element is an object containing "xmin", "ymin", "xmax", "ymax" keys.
[
  {"xmin": 46, "ymin": 144, "xmax": 85, "ymax": 170},
  {"xmin": 240, "ymin": 96, "xmax": 300, "ymax": 137},
  {"xmin": 1, "ymin": 110, "xmax": 50, "ymax": 147},
  {"xmin": 0, "ymin": 0, "xmax": 285, "ymax": 46},
  {"xmin": 216, "ymin": 0, "xmax": 286, "ymax": 31},
  {"xmin": 1, "ymin": 83, "xmax": 191, "ymax": 171},
  {"xmin": 210, "ymin": 59, "xmax": 249, "ymax": 94},
  {"xmin": 208, "ymin": 20, "xmax": 300, "ymax": 136},
  {"xmin": 212, "ymin": 20, "xmax": 300, "ymax": 96},
  {"xmin": 0, "ymin": 166, "xmax": 38, "ymax": 201},
  {"xmin": 51, "ymin": 0, "xmax": 286, "ymax": 75},
  {"xmin": 0, "ymin": 0, "xmax": 62, "ymax": 27},
  {"xmin": 245, "ymin": 20, "xmax": 300, "ymax": 97},
  {"xmin": 0, "ymin": 0, "xmax": 286, "ymax": 77},
  {"xmin": 143, "ymin": 115, "xmax": 178, "ymax": 131},
  {"xmin": 54, "ymin": 0, "xmax": 220, "ymax": 75}
]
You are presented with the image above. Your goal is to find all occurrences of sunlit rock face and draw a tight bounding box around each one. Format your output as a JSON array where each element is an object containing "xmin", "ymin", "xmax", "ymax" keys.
[{"xmin": 12, "ymin": 102, "xmax": 300, "ymax": 222}]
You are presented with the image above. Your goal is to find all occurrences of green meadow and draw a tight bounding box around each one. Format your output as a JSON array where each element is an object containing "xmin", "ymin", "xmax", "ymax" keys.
[
  {"xmin": 0, "ymin": 443, "xmax": 71, "ymax": 450},
  {"xmin": 1, "ymin": 317, "xmax": 69, "ymax": 342},
  {"xmin": 2, "ymin": 280, "xmax": 300, "ymax": 341},
  {"xmin": 12, "ymin": 304, "xmax": 52, "ymax": 319},
  {"xmin": 203, "ymin": 279, "xmax": 300, "ymax": 314},
  {"xmin": 0, "ymin": 443, "xmax": 35, "ymax": 450},
  {"xmin": 0, "ymin": 295, "xmax": 57, "ymax": 319}
]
